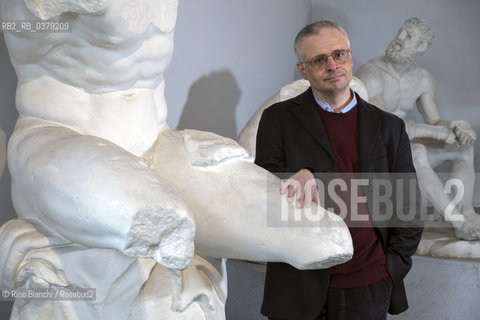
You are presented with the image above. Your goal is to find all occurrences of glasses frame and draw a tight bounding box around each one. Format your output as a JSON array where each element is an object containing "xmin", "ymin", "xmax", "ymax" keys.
[{"xmin": 300, "ymin": 49, "xmax": 352, "ymax": 70}]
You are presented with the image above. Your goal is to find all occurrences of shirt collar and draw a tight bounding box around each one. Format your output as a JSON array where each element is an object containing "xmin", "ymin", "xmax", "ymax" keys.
[{"xmin": 314, "ymin": 90, "xmax": 357, "ymax": 113}]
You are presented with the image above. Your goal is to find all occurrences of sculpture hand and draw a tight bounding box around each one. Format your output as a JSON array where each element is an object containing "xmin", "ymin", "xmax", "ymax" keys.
[
  {"xmin": 280, "ymin": 168, "xmax": 320, "ymax": 208},
  {"xmin": 450, "ymin": 120, "xmax": 477, "ymax": 146},
  {"xmin": 442, "ymin": 128, "xmax": 456, "ymax": 144}
]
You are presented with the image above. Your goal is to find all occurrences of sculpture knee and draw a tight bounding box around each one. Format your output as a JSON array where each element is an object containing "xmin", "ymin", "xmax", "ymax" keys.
[{"xmin": 457, "ymin": 144, "xmax": 475, "ymax": 166}]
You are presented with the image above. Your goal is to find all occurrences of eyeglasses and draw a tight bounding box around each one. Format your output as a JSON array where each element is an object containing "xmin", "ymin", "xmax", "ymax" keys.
[{"xmin": 300, "ymin": 49, "xmax": 351, "ymax": 70}]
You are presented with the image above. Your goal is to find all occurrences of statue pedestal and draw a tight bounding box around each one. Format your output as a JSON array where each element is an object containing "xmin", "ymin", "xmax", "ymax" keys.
[
  {"xmin": 226, "ymin": 260, "xmax": 267, "ymax": 320},
  {"xmin": 387, "ymin": 255, "xmax": 480, "ymax": 320},
  {"xmin": 226, "ymin": 239, "xmax": 480, "ymax": 320}
]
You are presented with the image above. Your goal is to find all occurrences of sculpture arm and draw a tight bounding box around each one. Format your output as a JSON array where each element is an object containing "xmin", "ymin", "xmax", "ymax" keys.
[
  {"xmin": 403, "ymin": 119, "xmax": 455, "ymax": 143},
  {"xmin": 8, "ymin": 118, "xmax": 195, "ymax": 270},
  {"xmin": 416, "ymin": 88, "xmax": 442, "ymax": 125},
  {"xmin": 416, "ymin": 77, "xmax": 476, "ymax": 145},
  {"xmin": 409, "ymin": 73, "xmax": 456, "ymax": 142}
]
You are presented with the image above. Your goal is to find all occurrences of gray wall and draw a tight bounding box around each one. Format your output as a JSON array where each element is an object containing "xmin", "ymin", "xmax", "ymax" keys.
[
  {"xmin": 0, "ymin": 32, "xmax": 17, "ymax": 320},
  {"xmin": 312, "ymin": 0, "xmax": 480, "ymax": 203},
  {"xmin": 0, "ymin": 33, "xmax": 17, "ymax": 227},
  {"xmin": 166, "ymin": 0, "xmax": 311, "ymax": 139}
]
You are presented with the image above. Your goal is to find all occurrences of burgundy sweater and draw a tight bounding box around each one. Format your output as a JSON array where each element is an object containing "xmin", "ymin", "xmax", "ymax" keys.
[{"xmin": 317, "ymin": 105, "xmax": 388, "ymax": 288}]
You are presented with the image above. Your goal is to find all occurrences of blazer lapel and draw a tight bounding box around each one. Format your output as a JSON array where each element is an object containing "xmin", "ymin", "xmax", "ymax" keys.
[
  {"xmin": 358, "ymin": 96, "xmax": 381, "ymax": 172},
  {"xmin": 291, "ymin": 88, "xmax": 334, "ymax": 159}
]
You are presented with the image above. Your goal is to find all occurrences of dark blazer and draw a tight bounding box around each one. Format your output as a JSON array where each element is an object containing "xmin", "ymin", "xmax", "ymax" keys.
[{"xmin": 255, "ymin": 88, "xmax": 423, "ymax": 320}]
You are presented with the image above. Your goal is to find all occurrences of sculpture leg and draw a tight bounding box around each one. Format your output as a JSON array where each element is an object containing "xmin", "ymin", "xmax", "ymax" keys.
[
  {"xmin": 431, "ymin": 144, "xmax": 480, "ymax": 239},
  {"xmin": 412, "ymin": 143, "xmax": 480, "ymax": 240},
  {"xmin": 448, "ymin": 145, "xmax": 476, "ymax": 213},
  {"xmin": 8, "ymin": 118, "xmax": 195, "ymax": 269},
  {"xmin": 146, "ymin": 129, "xmax": 353, "ymax": 270}
]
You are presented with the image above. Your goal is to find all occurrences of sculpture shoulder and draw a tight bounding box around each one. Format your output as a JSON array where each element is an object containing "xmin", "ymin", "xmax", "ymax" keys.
[
  {"xmin": 415, "ymin": 68, "xmax": 435, "ymax": 92},
  {"xmin": 356, "ymin": 57, "xmax": 386, "ymax": 77},
  {"xmin": 355, "ymin": 57, "xmax": 386, "ymax": 91}
]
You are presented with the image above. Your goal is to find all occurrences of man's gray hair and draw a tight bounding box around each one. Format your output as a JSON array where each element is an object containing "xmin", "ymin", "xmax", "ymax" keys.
[
  {"xmin": 404, "ymin": 17, "xmax": 435, "ymax": 47},
  {"xmin": 294, "ymin": 20, "xmax": 350, "ymax": 62}
]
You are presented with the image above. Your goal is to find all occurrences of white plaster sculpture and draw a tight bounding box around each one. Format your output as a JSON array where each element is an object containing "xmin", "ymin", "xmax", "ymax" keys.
[
  {"xmin": 0, "ymin": 0, "xmax": 353, "ymax": 319},
  {"xmin": 238, "ymin": 77, "xmax": 368, "ymax": 157},
  {"xmin": 0, "ymin": 127, "xmax": 6, "ymax": 179},
  {"xmin": 355, "ymin": 17, "xmax": 479, "ymax": 241}
]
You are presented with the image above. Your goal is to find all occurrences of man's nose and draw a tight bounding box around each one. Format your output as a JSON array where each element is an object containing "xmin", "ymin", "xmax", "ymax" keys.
[{"xmin": 325, "ymin": 55, "xmax": 338, "ymax": 71}]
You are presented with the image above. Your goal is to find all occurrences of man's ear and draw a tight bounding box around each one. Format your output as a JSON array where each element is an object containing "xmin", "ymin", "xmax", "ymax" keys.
[{"xmin": 297, "ymin": 62, "xmax": 309, "ymax": 80}]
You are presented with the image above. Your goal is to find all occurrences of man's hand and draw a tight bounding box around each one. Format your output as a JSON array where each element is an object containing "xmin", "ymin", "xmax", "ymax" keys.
[
  {"xmin": 280, "ymin": 168, "xmax": 319, "ymax": 208},
  {"xmin": 450, "ymin": 120, "xmax": 477, "ymax": 146}
]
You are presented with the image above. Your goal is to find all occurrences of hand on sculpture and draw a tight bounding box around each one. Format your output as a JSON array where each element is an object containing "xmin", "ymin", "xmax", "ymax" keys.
[
  {"xmin": 280, "ymin": 168, "xmax": 319, "ymax": 208},
  {"xmin": 450, "ymin": 120, "xmax": 477, "ymax": 146}
]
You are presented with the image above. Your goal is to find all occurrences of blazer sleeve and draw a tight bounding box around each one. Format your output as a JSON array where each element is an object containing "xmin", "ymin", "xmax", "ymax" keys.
[
  {"xmin": 385, "ymin": 118, "xmax": 424, "ymax": 314},
  {"xmin": 254, "ymin": 107, "xmax": 286, "ymax": 174}
]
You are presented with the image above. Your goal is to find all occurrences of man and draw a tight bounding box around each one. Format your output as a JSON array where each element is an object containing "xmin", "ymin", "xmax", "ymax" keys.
[
  {"xmin": 255, "ymin": 21, "xmax": 423, "ymax": 320},
  {"xmin": 355, "ymin": 17, "xmax": 479, "ymax": 240}
]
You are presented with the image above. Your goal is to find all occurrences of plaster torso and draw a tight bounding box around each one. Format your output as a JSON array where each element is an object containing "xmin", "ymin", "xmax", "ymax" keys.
[
  {"xmin": 358, "ymin": 56, "xmax": 434, "ymax": 118},
  {"xmin": 2, "ymin": 0, "xmax": 176, "ymax": 155}
]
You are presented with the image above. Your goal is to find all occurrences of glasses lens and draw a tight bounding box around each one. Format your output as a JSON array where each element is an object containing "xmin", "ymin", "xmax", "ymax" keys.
[
  {"xmin": 333, "ymin": 50, "xmax": 348, "ymax": 63},
  {"xmin": 313, "ymin": 56, "xmax": 327, "ymax": 69}
]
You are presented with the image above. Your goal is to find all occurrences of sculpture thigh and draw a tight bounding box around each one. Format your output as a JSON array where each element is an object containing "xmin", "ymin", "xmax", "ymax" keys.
[
  {"xmin": 146, "ymin": 129, "xmax": 353, "ymax": 270},
  {"xmin": 412, "ymin": 142, "xmax": 475, "ymax": 212},
  {"xmin": 8, "ymin": 117, "xmax": 195, "ymax": 270}
]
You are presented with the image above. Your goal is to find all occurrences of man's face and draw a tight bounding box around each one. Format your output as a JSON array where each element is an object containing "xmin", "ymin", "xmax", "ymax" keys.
[
  {"xmin": 386, "ymin": 23, "xmax": 423, "ymax": 63},
  {"xmin": 297, "ymin": 28, "xmax": 353, "ymax": 99}
]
